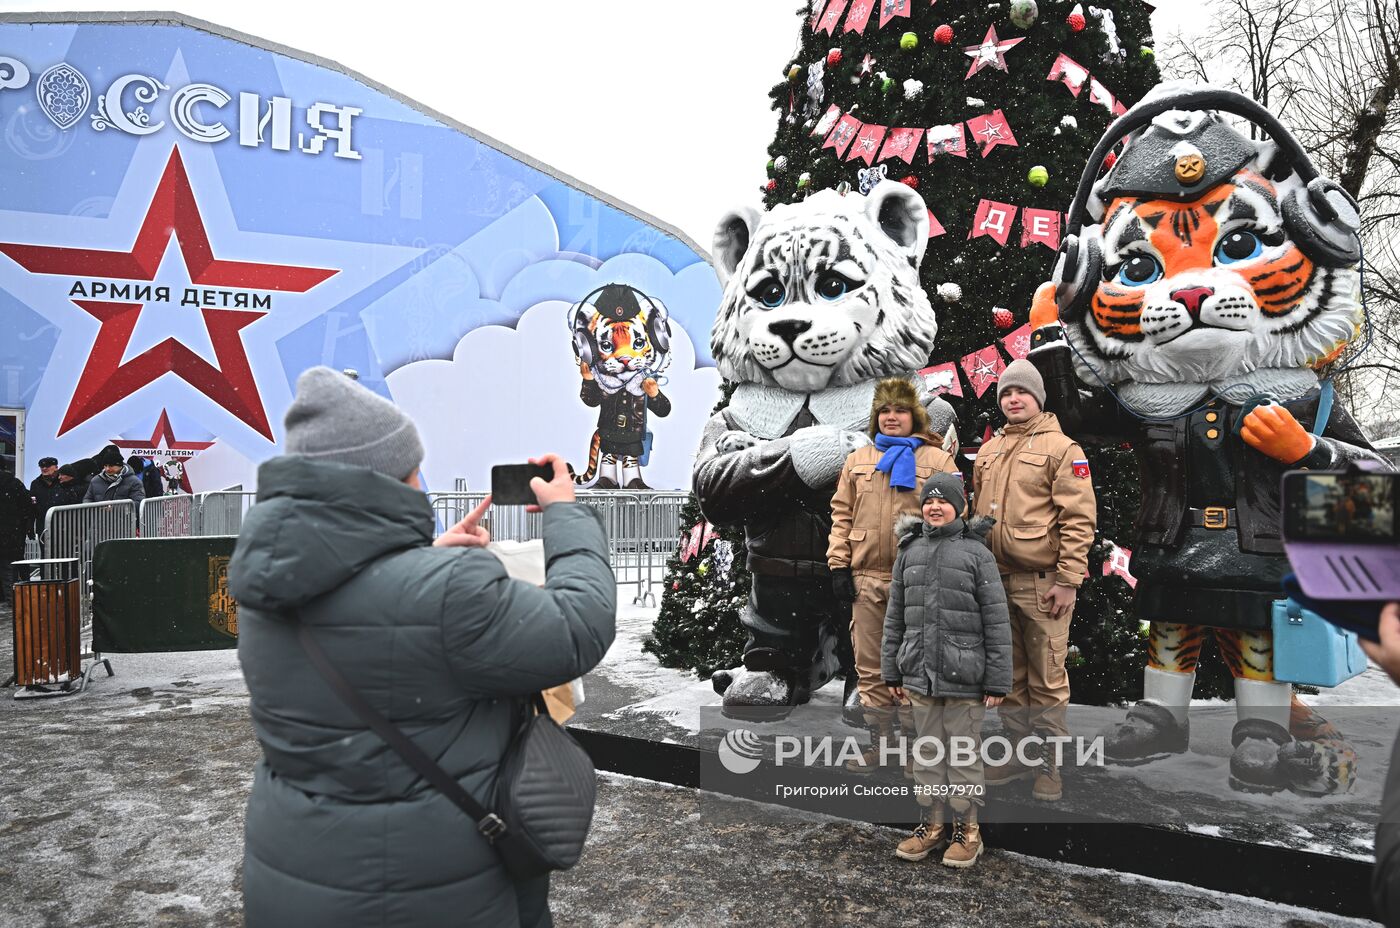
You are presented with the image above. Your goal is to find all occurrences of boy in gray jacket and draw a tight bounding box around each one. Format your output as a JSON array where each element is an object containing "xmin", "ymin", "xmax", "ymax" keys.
[{"xmin": 882, "ymin": 472, "xmax": 1011, "ymax": 868}]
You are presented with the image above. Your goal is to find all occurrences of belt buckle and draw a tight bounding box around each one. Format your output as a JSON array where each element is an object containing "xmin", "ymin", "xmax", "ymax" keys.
[
  {"xmin": 1202, "ymin": 506, "xmax": 1229, "ymax": 530},
  {"xmin": 616, "ymin": 414, "xmax": 628, "ymax": 429}
]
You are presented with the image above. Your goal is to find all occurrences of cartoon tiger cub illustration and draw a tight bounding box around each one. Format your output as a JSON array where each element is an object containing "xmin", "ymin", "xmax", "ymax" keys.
[
  {"xmin": 568, "ymin": 283, "xmax": 673, "ymax": 490},
  {"xmin": 1027, "ymin": 84, "xmax": 1386, "ymax": 797}
]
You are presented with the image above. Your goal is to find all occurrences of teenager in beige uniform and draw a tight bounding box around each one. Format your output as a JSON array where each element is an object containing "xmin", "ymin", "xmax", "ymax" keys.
[
  {"xmin": 973, "ymin": 360, "xmax": 1096, "ymax": 801},
  {"xmin": 829, "ymin": 378, "xmax": 958, "ymax": 768}
]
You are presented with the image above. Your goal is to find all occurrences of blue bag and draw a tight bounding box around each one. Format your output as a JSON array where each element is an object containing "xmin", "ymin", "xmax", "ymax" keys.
[
  {"xmin": 1271, "ymin": 598, "xmax": 1366, "ymax": 687},
  {"xmin": 1271, "ymin": 380, "xmax": 1358, "ymax": 686}
]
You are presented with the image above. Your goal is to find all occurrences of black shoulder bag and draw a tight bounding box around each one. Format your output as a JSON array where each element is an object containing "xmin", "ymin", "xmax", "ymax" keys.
[{"xmin": 297, "ymin": 624, "xmax": 597, "ymax": 880}]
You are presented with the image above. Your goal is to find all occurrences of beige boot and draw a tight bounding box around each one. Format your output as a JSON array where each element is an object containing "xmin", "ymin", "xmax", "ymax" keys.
[
  {"xmin": 894, "ymin": 803, "xmax": 946, "ymax": 861},
  {"xmin": 846, "ymin": 719, "xmax": 894, "ymax": 774},
  {"xmin": 940, "ymin": 807, "xmax": 984, "ymax": 869},
  {"xmin": 984, "ymin": 755, "xmax": 1036, "ymax": 787},
  {"xmin": 1033, "ymin": 756, "xmax": 1063, "ymax": 801}
]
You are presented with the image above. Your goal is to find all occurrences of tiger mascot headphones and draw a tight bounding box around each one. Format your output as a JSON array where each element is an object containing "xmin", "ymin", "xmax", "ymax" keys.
[
  {"xmin": 1052, "ymin": 85, "xmax": 1362, "ymax": 328},
  {"xmin": 568, "ymin": 282, "xmax": 672, "ymax": 372}
]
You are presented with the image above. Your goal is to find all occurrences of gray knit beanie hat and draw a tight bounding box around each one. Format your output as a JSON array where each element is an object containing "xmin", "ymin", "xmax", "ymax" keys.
[
  {"xmin": 920, "ymin": 471, "xmax": 966, "ymax": 514},
  {"xmin": 997, "ymin": 359, "xmax": 1046, "ymax": 408},
  {"xmin": 284, "ymin": 367, "xmax": 424, "ymax": 480}
]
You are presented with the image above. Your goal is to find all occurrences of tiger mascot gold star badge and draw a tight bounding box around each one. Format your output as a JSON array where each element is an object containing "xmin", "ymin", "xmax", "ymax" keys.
[
  {"xmin": 695, "ymin": 181, "xmax": 942, "ymax": 714},
  {"xmin": 1028, "ymin": 83, "xmax": 1388, "ymax": 795}
]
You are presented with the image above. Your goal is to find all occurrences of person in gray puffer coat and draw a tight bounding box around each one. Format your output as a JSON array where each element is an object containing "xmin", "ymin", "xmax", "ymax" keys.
[
  {"xmin": 83, "ymin": 444, "xmax": 145, "ymax": 507},
  {"xmin": 882, "ymin": 471, "xmax": 1010, "ymax": 870},
  {"xmin": 227, "ymin": 367, "xmax": 616, "ymax": 928}
]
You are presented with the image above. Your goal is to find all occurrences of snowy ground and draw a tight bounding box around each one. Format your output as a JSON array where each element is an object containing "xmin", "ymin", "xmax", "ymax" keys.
[{"xmin": 0, "ymin": 590, "xmax": 1386, "ymax": 925}]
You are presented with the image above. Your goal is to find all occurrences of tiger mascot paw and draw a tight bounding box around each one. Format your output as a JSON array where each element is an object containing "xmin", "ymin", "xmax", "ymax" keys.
[
  {"xmin": 715, "ymin": 430, "xmax": 761, "ymax": 455},
  {"xmin": 1240, "ymin": 403, "xmax": 1315, "ymax": 464}
]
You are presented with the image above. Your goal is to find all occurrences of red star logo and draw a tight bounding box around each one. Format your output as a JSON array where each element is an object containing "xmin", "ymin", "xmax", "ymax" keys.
[
  {"xmin": 112, "ymin": 408, "xmax": 216, "ymax": 493},
  {"xmin": 0, "ymin": 148, "xmax": 338, "ymax": 440}
]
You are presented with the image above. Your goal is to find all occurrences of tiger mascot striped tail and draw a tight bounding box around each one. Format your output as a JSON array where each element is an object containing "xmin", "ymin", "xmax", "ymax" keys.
[
  {"xmin": 1026, "ymin": 83, "xmax": 1386, "ymax": 797},
  {"xmin": 568, "ymin": 431, "xmax": 603, "ymax": 486}
]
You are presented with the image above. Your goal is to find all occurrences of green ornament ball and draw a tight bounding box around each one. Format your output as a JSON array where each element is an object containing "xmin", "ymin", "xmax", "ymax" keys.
[
  {"xmin": 766, "ymin": 159, "xmax": 775, "ymax": 172},
  {"xmin": 797, "ymin": 172, "xmax": 812, "ymax": 188},
  {"xmin": 697, "ymin": 562, "xmax": 710, "ymax": 576},
  {"xmin": 900, "ymin": 32, "xmax": 918, "ymax": 50},
  {"xmin": 788, "ymin": 64, "xmax": 802, "ymax": 81},
  {"xmin": 1140, "ymin": 46, "xmax": 1155, "ymax": 59},
  {"xmin": 1028, "ymin": 165, "xmax": 1049, "ymax": 187},
  {"xmin": 881, "ymin": 76, "xmax": 895, "ymax": 93}
]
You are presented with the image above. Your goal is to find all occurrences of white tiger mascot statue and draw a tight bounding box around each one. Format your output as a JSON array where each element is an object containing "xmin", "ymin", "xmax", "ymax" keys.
[{"xmin": 694, "ymin": 182, "xmax": 944, "ymax": 713}]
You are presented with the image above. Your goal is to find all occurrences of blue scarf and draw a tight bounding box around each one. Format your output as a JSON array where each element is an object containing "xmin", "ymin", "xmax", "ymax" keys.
[{"xmin": 873, "ymin": 434, "xmax": 923, "ymax": 491}]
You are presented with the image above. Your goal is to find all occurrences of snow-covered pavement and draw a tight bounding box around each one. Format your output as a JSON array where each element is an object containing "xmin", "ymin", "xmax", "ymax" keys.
[{"xmin": 0, "ymin": 591, "xmax": 1387, "ymax": 925}]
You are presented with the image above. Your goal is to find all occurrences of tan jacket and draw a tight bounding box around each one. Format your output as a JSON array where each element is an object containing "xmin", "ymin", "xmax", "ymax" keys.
[
  {"xmin": 828, "ymin": 440, "xmax": 958, "ymax": 579},
  {"xmin": 971, "ymin": 413, "xmax": 1096, "ymax": 588}
]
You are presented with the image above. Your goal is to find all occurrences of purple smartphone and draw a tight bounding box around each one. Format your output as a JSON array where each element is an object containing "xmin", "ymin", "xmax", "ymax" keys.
[{"xmin": 1281, "ymin": 469, "xmax": 1400, "ymax": 599}]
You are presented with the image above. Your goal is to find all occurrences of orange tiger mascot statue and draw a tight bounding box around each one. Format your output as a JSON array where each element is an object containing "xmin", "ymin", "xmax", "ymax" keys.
[{"xmin": 1027, "ymin": 83, "xmax": 1386, "ymax": 795}]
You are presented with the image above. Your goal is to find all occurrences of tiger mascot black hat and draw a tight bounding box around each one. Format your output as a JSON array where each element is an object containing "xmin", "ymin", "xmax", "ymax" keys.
[{"xmin": 1053, "ymin": 83, "xmax": 1362, "ymax": 331}]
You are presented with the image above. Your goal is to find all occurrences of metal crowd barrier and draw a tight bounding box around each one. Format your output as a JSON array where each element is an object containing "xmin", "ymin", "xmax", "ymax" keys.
[
  {"xmin": 428, "ymin": 491, "xmax": 691, "ymax": 606},
  {"xmin": 138, "ymin": 492, "xmax": 257, "ymax": 538},
  {"xmin": 39, "ymin": 500, "xmax": 139, "ymax": 626}
]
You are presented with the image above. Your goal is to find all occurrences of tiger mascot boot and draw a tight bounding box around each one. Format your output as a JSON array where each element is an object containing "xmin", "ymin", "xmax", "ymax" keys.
[
  {"xmin": 1026, "ymin": 82, "xmax": 1384, "ymax": 796},
  {"xmin": 568, "ymin": 283, "xmax": 673, "ymax": 489}
]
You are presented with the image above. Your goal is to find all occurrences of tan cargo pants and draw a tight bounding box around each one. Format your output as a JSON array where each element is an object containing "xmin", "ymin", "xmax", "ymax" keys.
[
  {"xmin": 851, "ymin": 574, "xmax": 896, "ymax": 709},
  {"xmin": 906, "ymin": 692, "xmax": 985, "ymax": 812},
  {"xmin": 1000, "ymin": 570, "xmax": 1070, "ymax": 741}
]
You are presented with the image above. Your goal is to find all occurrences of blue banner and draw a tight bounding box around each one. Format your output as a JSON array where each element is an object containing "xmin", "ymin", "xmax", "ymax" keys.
[{"xmin": 0, "ymin": 14, "xmax": 721, "ymax": 491}]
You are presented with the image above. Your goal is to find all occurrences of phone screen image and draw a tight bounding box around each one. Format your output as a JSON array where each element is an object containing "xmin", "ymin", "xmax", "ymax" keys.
[
  {"xmin": 490, "ymin": 463, "xmax": 552, "ymax": 506},
  {"xmin": 1293, "ymin": 473, "xmax": 1395, "ymax": 542}
]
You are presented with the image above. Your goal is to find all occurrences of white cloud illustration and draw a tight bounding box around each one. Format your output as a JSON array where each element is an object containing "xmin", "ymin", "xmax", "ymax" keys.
[{"xmin": 386, "ymin": 297, "xmax": 721, "ymax": 493}]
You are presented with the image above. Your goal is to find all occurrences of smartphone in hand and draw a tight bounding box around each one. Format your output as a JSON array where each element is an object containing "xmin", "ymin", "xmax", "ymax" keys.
[{"xmin": 490, "ymin": 463, "xmax": 553, "ymax": 506}]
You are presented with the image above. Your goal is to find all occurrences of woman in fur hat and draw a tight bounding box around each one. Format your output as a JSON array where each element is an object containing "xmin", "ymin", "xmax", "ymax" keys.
[{"xmin": 828, "ymin": 377, "xmax": 961, "ymax": 768}]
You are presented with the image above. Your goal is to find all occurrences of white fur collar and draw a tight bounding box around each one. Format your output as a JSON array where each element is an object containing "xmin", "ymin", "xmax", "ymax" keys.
[
  {"xmin": 1115, "ymin": 367, "xmax": 1319, "ymax": 417},
  {"xmin": 594, "ymin": 369, "xmax": 646, "ymax": 396},
  {"xmin": 729, "ymin": 381, "xmax": 877, "ymax": 439}
]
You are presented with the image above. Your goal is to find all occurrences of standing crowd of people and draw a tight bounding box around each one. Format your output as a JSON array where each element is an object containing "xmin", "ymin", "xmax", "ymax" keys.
[
  {"xmin": 1, "ymin": 444, "xmax": 173, "ymax": 600},
  {"xmin": 828, "ymin": 362, "xmax": 1096, "ymax": 869}
]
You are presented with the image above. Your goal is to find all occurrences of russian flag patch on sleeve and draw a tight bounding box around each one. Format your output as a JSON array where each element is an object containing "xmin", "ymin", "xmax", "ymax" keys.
[{"xmin": 1072, "ymin": 459, "xmax": 1091, "ymax": 478}]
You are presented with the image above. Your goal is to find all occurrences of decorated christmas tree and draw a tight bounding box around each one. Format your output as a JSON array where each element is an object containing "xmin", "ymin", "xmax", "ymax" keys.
[
  {"xmin": 649, "ymin": 0, "xmax": 1232, "ymax": 700},
  {"xmin": 642, "ymin": 492, "xmax": 751, "ymax": 678}
]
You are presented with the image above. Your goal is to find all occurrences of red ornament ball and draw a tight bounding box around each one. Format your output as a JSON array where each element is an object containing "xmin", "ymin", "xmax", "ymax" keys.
[
  {"xmin": 765, "ymin": 179, "xmax": 778, "ymax": 192},
  {"xmin": 1067, "ymin": 11, "xmax": 1086, "ymax": 31},
  {"xmin": 672, "ymin": 581, "xmax": 680, "ymax": 591},
  {"xmin": 1103, "ymin": 151, "xmax": 1118, "ymax": 170},
  {"xmin": 934, "ymin": 24, "xmax": 954, "ymax": 45},
  {"xmin": 993, "ymin": 308, "xmax": 1016, "ymax": 331},
  {"xmin": 826, "ymin": 48, "xmax": 843, "ymax": 67},
  {"xmin": 899, "ymin": 175, "xmax": 919, "ymax": 189},
  {"xmin": 1119, "ymin": 441, "xmax": 1133, "ymax": 451}
]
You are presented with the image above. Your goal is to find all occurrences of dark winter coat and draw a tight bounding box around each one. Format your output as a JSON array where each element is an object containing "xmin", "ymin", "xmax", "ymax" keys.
[
  {"xmin": 82, "ymin": 467, "xmax": 145, "ymax": 506},
  {"xmin": 1030, "ymin": 343, "xmax": 1387, "ymax": 629},
  {"xmin": 29, "ymin": 474, "xmax": 67, "ymax": 536},
  {"xmin": 580, "ymin": 379, "xmax": 670, "ymax": 457},
  {"xmin": 141, "ymin": 466, "xmax": 165, "ymax": 500},
  {"xmin": 227, "ymin": 456, "xmax": 616, "ymax": 928},
  {"xmin": 881, "ymin": 515, "xmax": 1012, "ymax": 698},
  {"xmin": 1374, "ymin": 732, "xmax": 1400, "ymax": 925},
  {"xmin": 0, "ymin": 474, "xmax": 34, "ymax": 562}
]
